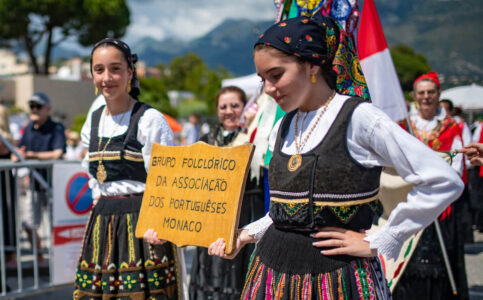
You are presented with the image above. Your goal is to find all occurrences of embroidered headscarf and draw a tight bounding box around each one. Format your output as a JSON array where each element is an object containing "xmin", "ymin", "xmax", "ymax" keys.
[
  {"xmin": 255, "ymin": 11, "xmax": 370, "ymax": 100},
  {"xmin": 90, "ymin": 38, "xmax": 141, "ymax": 99},
  {"xmin": 413, "ymin": 71, "xmax": 440, "ymax": 90}
]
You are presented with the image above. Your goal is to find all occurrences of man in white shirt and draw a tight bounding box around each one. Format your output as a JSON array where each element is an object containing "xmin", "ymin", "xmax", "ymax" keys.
[{"xmin": 393, "ymin": 72, "xmax": 468, "ymax": 299}]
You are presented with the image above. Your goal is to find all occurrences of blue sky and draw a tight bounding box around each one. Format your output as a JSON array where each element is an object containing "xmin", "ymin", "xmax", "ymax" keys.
[{"xmin": 123, "ymin": 0, "xmax": 276, "ymax": 43}]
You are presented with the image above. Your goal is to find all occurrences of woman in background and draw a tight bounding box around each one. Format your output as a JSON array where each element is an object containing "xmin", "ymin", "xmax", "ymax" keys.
[{"xmin": 189, "ymin": 86, "xmax": 265, "ymax": 299}]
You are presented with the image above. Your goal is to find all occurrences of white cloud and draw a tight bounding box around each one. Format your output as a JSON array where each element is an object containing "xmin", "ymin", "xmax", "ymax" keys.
[{"xmin": 124, "ymin": 0, "xmax": 275, "ymax": 43}]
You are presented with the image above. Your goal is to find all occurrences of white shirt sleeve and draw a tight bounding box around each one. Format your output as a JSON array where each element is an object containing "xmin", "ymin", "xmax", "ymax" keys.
[
  {"xmin": 473, "ymin": 122, "xmax": 482, "ymax": 142},
  {"xmin": 350, "ymin": 103, "xmax": 464, "ymax": 260},
  {"xmin": 462, "ymin": 123, "xmax": 472, "ymax": 146},
  {"xmin": 80, "ymin": 106, "xmax": 102, "ymax": 199},
  {"xmin": 449, "ymin": 137, "xmax": 464, "ymax": 176},
  {"xmin": 243, "ymin": 213, "xmax": 273, "ymax": 241},
  {"xmin": 137, "ymin": 108, "xmax": 175, "ymax": 171}
]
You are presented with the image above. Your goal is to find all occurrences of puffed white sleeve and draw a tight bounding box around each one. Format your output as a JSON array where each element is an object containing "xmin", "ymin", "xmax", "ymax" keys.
[
  {"xmin": 137, "ymin": 108, "xmax": 175, "ymax": 172},
  {"xmin": 80, "ymin": 108, "xmax": 102, "ymax": 200},
  {"xmin": 243, "ymin": 213, "xmax": 273, "ymax": 241},
  {"xmin": 349, "ymin": 103, "xmax": 464, "ymax": 260}
]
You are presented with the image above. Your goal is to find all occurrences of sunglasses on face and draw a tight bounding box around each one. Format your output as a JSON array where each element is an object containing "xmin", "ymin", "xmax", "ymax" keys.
[{"xmin": 29, "ymin": 103, "xmax": 43, "ymax": 110}]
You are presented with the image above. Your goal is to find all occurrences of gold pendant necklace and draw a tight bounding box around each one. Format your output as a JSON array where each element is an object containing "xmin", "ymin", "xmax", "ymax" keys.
[
  {"xmin": 96, "ymin": 103, "xmax": 129, "ymax": 184},
  {"xmin": 96, "ymin": 162, "xmax": 107, "ymax": 184},
  {"xmin": 287, "ymin": 153, "xmax": 302, "ymax": 172},
  {"xmin": 288, "ymin": 90, "xmax": 336, "ymax": 172}
]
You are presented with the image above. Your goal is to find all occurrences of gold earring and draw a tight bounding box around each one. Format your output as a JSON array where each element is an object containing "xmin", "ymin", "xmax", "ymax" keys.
[
  {"xmin": 95, "ymin": 87, "xmax": 98, "ymax": 96},
  {"xmin": 311, "ymin": 74, "xmax": 316, "ymax": 84},
  {"xmin": 126, "ymin": 79, "xmax": 131, "ymax": 93}
]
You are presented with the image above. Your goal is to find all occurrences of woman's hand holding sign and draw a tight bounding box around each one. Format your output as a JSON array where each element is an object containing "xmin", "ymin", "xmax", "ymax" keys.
[
  {"xmin": 208, "ymin": 229, "xmax": 255, "ymax": 259},
  {"xmin": 143, "ymin": 229, "xmax": 167, "ymax": 245}
]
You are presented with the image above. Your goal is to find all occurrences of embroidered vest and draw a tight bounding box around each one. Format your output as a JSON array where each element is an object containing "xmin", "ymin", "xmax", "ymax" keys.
[
  {"xmin": 269, "ymin": 98, "xmax": 383, "ymax": 231},
  {"xmin": 88, "ymin": 101, "xmax": 150, "ymax": 183}
]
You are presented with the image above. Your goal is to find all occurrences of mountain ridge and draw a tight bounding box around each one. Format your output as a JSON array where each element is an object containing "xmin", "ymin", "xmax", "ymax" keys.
[{"xmin": 49, "ymin": 0, "xmax": 481, "ymax": 79}]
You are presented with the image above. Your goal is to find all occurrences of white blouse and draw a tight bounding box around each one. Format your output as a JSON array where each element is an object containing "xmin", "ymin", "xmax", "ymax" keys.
[
  {"xmin": 80, "ymin": 100, "xmax": 174, "ymax": 199},
  {"xmin": 244, "ymin": 94, "xmax": 464, "ymax": 260}
]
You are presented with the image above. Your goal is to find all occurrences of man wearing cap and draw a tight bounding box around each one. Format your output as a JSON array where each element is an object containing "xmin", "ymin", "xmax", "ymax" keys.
[
  {"xmin": 394, "ymin": 72, "xmax": 468, "ymax": 299},
  {"xmin": 12, "ymin": 92, "xmax": 65, "ymax": 265},
  {"xmin": 13, "ymin": 92, "xmax": 65, "ymax": 161}
]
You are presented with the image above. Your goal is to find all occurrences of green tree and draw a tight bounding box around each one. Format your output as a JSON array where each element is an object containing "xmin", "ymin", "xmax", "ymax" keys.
[
  {"xmin": 390, "ymin": 44, "xmax": 431, "ymax": 92},
  {"xmin": 0, "ymin": 0, "xmax": 129, "ymax": 74},
  {"xmin": 70, "ymin": 113, "xmax": 87, "ymax": 134},
  {"xmin": 164, "ymin": 53, "xmax": 231, "ymax": 114},
  {"xmin": 138, "ymin": 77, "xmax": 178, "ymax": 118}
]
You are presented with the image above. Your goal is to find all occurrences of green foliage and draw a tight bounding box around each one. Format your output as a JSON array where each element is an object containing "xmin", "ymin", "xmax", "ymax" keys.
[
  {"xmin": 177, "ymin": 100, "xmax": 209, "ymax": 118},
  {"xmin": 138, "ymin": 77, "xmax": 178, "ymax": 118},
  {"xmin": 162, "ymin": 53, "xmax": 231, "ymax": 114},
  {"xmin": 76, "ymin": 0, "xmax": 130, "ymax": 46},
  {"xmin": 0, "ymin": 0, "xmax": 130, "ymax": 74},
  {"xmin": 70, "ymin": 112, "xmax": 87, "ymax": 133},
  {"xmin": 390, "ymin": 44, "xmax": 431, "ymax": 92}
]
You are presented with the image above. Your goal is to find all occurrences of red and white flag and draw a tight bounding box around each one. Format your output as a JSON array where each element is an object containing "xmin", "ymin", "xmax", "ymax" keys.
[{"xmin": 357, "ymin": 0, "xmax": 407, "ymax": 121}]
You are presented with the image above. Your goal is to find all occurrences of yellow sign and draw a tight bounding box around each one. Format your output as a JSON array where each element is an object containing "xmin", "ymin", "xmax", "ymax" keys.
[{"xmin": 135, "ymin": 142, "xmax": 254, "ymax": 254}]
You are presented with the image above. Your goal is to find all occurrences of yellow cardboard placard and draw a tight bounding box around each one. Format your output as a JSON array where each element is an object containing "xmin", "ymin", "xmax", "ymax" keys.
[{"xmin": 135, "ymin": 142, "xmax": 254, "ymax": 254}]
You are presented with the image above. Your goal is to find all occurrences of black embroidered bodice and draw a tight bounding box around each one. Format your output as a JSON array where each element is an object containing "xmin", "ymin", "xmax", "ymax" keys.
[
  {"xmin": 88, "ymin": 101, "xmax": 150, "ymax": 183},
  {"xmin": 268, "ymin": 97, "xmax": 383, "ymax": 231}
]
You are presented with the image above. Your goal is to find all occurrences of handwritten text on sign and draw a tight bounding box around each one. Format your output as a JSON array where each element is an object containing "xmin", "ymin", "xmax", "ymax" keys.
[{"xmin": 135, "ymin": 142, "xmax": 254, "ymax": 254}]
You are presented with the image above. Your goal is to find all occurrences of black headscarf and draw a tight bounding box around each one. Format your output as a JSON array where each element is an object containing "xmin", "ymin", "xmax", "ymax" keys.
[
  {"xmin": 90, "ymin": 38, "xmax": 140, "ymax": 99},
  {"xmin": 255, "ymin": 11, "xmax": 370, "ymax": 100}
]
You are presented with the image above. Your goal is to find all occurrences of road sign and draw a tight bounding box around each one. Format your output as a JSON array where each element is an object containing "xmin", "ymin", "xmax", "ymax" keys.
[{"xmin": 65, "ymin": 172, "xmax": 92, "ymax": 215}]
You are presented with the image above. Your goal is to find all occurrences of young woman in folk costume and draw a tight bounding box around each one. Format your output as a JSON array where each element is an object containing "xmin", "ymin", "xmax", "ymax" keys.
[
  {"xmin": 208, "ymin": 12, "xmax": 463, "ymax": 299},
  {"xmin": 393, "ymin": 73, "xmax": 468, "ymax": 299},
  {"xmin": 187, "ymin": 86, "xmax": 266, "ymax": 299},
  {"xmin": 74, "ymin": 38, "xmax": 183, "ymax": 300}
]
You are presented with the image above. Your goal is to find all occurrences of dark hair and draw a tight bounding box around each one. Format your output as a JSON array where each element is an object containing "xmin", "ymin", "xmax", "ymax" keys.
[
  {"xmin": 90, "ymin": 38, "xmax": 140, "ymax": 99},
  {"xmin": 215, "ymin": 86, "xmax": 247, "ymax": 108},
  {"xmin": 254, "ymin": 43, "xmax": 337, "ymax": 90},
  {"xmin": 452, "ymin": 106, "xmax": 463, "ymax": 117},
  {"xmin": 440, "ymin": 99, "xmax": 454, "ymax": 112}
]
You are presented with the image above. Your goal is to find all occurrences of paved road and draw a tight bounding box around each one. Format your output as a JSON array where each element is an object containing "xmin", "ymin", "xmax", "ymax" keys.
[{"xmin": 3, "ymin": 232, "xmax": 483, "ymax": 300}]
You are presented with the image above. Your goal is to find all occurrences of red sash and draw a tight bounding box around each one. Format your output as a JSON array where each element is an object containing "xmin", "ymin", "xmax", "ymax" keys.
[{"xmin": 399, "ymin": 117, "xmax": 461, "ymax": 151}]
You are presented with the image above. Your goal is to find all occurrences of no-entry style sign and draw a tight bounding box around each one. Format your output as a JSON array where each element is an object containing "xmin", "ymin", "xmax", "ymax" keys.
[
  {"xmin": 135, "ymin": 142, "xmax": 254, "ymax": 254},
  {"xmin": 53, "ymin": 163, "xmax": 93, "ymax": 285},
  {"xmin": 65, "ymin": 172, "xmax": 93, "ymax": 215}
]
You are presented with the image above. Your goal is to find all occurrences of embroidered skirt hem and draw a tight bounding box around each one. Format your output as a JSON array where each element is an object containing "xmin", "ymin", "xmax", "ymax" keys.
[
  {"xmin": 241, "ymin": 225, "xmax": 391, "ymax": 300},
  {"xmin": 73, "ymin": 195, "xmax": 180, "ymax": 300}
]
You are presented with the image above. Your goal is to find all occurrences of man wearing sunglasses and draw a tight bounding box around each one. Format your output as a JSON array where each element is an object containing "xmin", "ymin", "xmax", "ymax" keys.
[{"xmin": 12, "ymin": 92, "xmax": 65, "ymax": 265}]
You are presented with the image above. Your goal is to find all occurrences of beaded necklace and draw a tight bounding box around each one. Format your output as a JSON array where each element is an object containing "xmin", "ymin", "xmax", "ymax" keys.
[{"xmin": 287, "ymin": 90, "xmax": 336, "ymax": 172}]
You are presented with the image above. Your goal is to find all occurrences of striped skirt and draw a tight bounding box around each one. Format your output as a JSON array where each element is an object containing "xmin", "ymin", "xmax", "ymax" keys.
[
  {"xmin": 73, "ymin": 195, "xmax": 181, "ymax": 300},
  {"xmin": 241, "ymin": 225, "xmax": 391, "ymax": 300}
]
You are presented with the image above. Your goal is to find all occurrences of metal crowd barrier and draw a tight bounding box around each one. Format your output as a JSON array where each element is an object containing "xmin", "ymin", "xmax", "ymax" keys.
[{"xmin": 0, "ymin": 160, "xmax": 56, "ymax": 297}]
